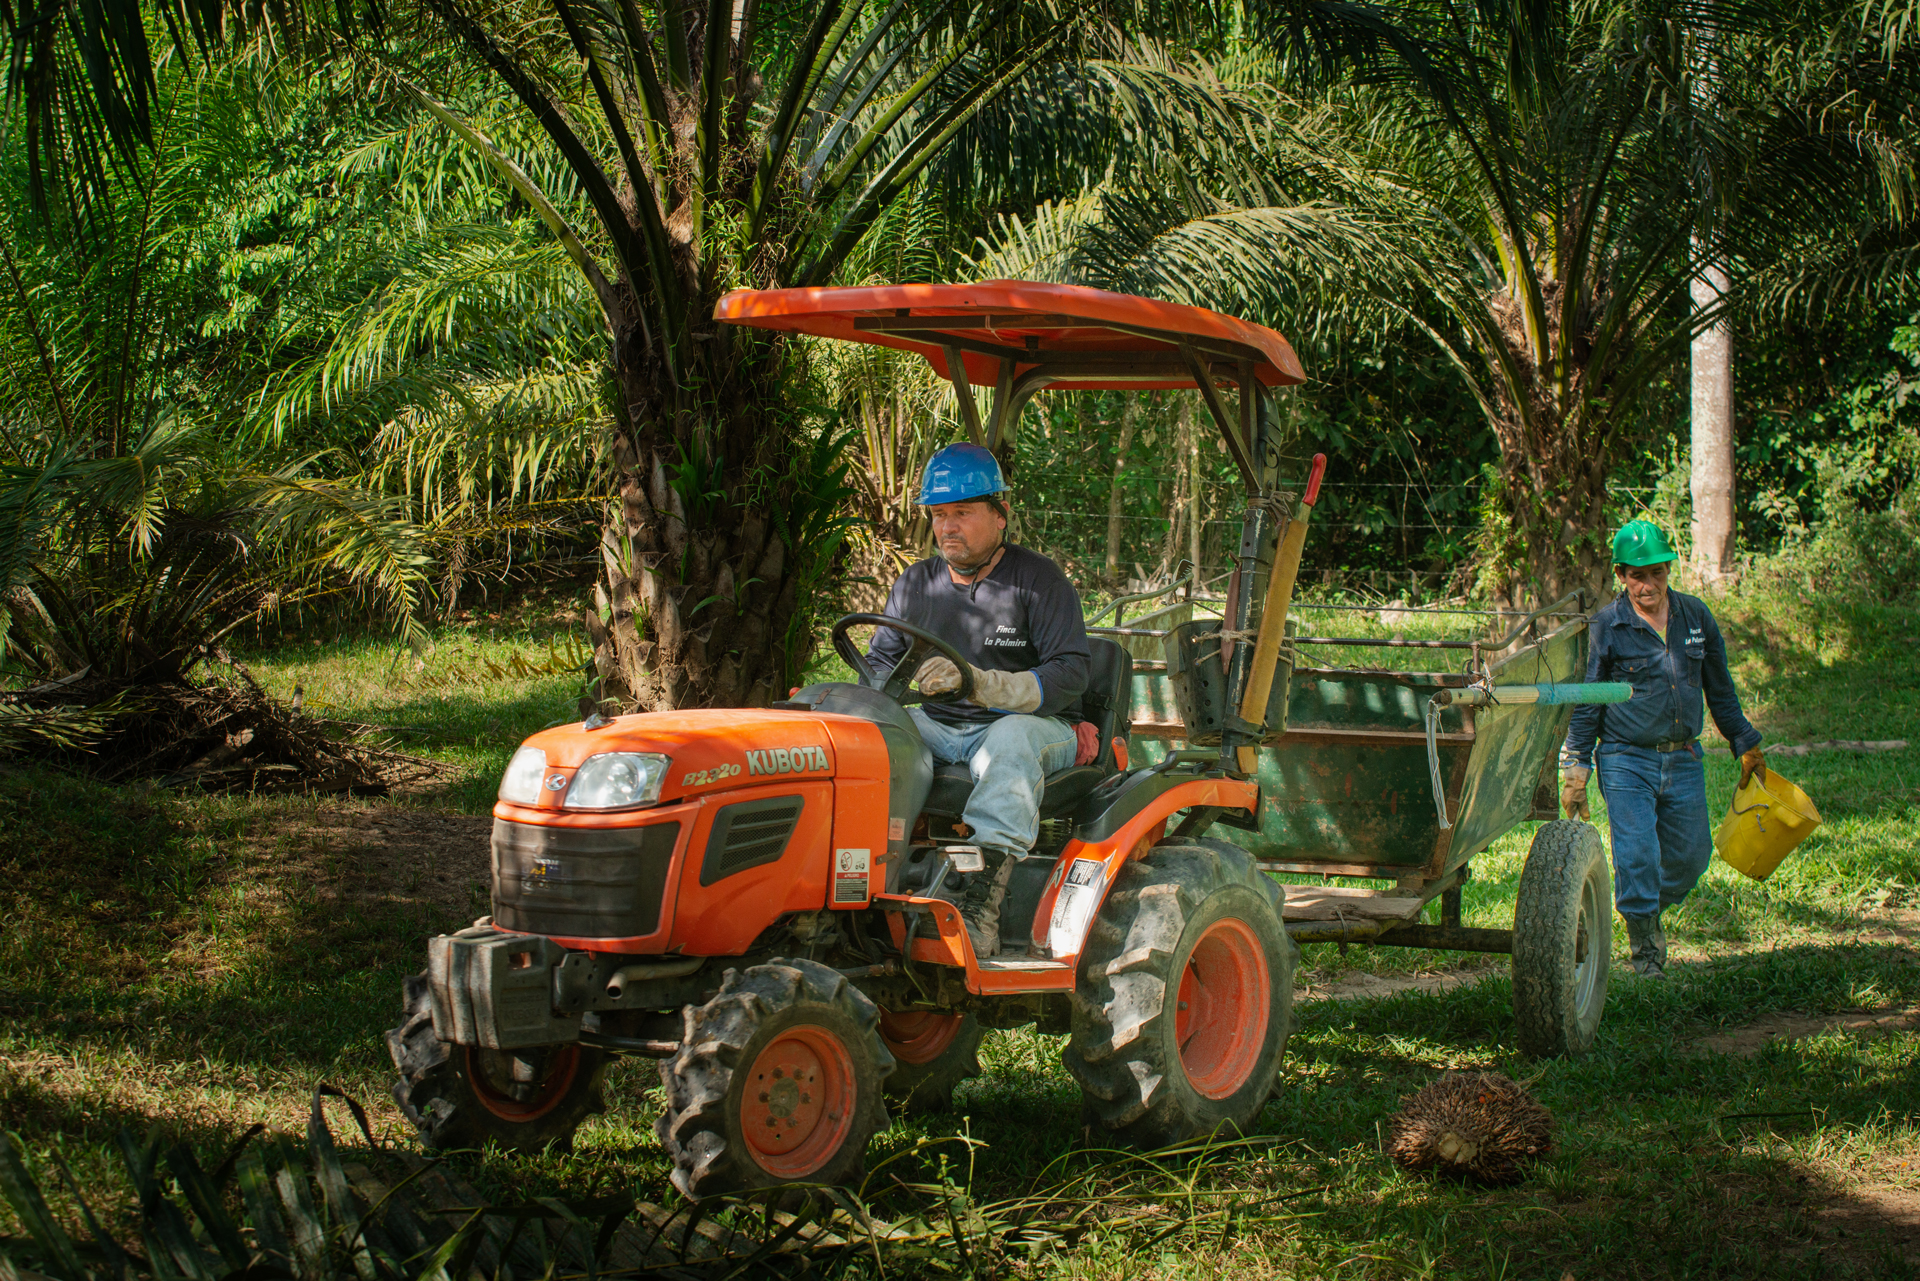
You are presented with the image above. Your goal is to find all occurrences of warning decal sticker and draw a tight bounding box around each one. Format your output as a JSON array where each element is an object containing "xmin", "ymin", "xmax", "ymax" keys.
[
  {"xmin": 833, "ymin": 848, "xmax": 871, "ymax": 904},
  {"xmin": 1047, "ymin": 858, "xmax": 1106, "ymax": 955}
]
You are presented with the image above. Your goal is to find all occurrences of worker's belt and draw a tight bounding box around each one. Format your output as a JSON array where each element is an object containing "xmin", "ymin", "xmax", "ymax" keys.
[{"xmin": 1651, "ymin": 737, "xmax": 1697, "ymax": 753}]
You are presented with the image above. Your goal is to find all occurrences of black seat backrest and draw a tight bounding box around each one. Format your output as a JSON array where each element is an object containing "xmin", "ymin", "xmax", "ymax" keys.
[{"xmin": 1078, "ymin": 636, "xmax": 1133, "ymax": 771}]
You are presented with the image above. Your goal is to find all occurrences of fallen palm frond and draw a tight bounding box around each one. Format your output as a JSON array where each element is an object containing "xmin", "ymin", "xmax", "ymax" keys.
[
  {"xmin": 0, "ymin": 667, "xmax": 443, "ymax": 793},
  {"xmin": 1, "ymin": 1088, "xmax": 1332, "ymax": 1281}
]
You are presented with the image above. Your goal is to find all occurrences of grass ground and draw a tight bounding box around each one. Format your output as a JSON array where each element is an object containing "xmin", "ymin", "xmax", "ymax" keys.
[{"xmin": 2, "ymin": 579, "xmax": 1917, "ymax": 1278}]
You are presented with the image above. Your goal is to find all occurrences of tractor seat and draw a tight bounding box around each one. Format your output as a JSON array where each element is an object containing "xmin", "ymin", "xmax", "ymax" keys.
[{"xmin": 919, "ymin": 636, "xmax": 1134, "ymax": 823}]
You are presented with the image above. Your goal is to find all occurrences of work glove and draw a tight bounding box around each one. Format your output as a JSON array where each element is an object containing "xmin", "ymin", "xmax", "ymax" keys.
[
  {"xmin": 1560, "ymin": 767, "xmax": 1591, "ymax": 821},
  {"xmin": 913, "ymin": 656, "xmax": 1043, "ymax": 714},
  {"xmin": 1738, "ymin": 746, "xmax": 1766, "ymax": 790}
]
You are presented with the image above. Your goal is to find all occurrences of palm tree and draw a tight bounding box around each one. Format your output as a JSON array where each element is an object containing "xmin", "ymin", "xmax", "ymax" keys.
[
  {"xmin": 985, "ymin": 0, "xmax": 1920, "ymax": 604},
  {"xmin": 0, "ymin": 57, "xmax": 431, "ymax": 697},
  {"xmin": 372, "ymin": 0, "xmax": 1311, "ymax": 709}
]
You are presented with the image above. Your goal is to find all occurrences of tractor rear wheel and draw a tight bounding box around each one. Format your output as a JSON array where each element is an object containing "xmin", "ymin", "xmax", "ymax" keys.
[
  {"xmin": 878, "ymin": 1010, "xmax": 984, "ymax": 1113},
  {"xmin": 656, "ymin": 958, "xmax": 894, "ymax": 1198},
  {"xmin": 1065, "ymin": 839, "xmax": 1295, "ymax": 1147},
  {"xmin": 387, "ymin": 972, "xmax": 608, "ymax": 1154}
]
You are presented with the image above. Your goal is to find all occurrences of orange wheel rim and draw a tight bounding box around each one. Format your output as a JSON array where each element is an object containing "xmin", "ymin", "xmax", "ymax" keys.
[
  {"xmin": 878, "ymin": 1009, "xmax": 963, "ymax": 1065},
  {"xmin": 1174, "ymin": 917, "xmax": 1271, "ymax": 1099},
  {"xmin": 740, "ymin": 1024, "xmax": 857, "ymax": 1178},
  {"xmin": 465, "ymin": 1044, "xmax": 582, "ymax": 1122}
]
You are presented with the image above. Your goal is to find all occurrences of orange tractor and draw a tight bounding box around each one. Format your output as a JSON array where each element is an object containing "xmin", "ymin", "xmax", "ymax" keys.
[{"xmin": 387, "ymin": 282, "xmax": 1328, "ymax": 1197}]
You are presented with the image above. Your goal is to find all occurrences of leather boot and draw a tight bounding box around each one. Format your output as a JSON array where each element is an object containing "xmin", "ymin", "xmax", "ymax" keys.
[
  {"xmin": 1623, "ymin": 913, "xmax": 1666, "ymax": 978},
  {"xmin": 958, "ymin": 847, "xmax": 1017, "ymax": 959}
]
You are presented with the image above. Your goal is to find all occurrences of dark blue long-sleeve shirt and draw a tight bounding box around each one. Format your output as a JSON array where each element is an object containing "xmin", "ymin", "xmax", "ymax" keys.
[
  {"xmin": 867, "ymin": 544, "xmax": 1090, "ymax": 728},
  {"xmin": 1561, "ymin": 590, "xmax": 1761, "ymax": 770}
]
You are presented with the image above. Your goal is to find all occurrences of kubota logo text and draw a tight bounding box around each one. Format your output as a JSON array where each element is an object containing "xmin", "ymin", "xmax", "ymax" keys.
[{"xmin": 747, "ymin": 745, "xmax": 830, "ymax": 776}]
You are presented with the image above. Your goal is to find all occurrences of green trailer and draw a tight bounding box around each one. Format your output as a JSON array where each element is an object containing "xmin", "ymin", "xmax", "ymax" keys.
[{"xmin": 1093, "ymin": 586, "xmax": 1622, "ymax": 1057}]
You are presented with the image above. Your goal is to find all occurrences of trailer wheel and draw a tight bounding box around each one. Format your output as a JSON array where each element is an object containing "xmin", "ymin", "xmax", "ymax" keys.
[
  {"xmin": 656, "ymin": 958, "xmax": 894, "ymax": 1198},
  {"xmin": 1512, "ymin": 820, "xmax": 1611, "ymax": 1057},
  {"xmin": 1066, "ymin": 839, "xmax": 1295, "ymax": 1147},
  {"xmin": 387, "ymin": 972, "xmax": 608, "ymax": 1154},
  {"xmin": 878, "ymin": 1010, "xmax": 984, "ymax": 1113}
]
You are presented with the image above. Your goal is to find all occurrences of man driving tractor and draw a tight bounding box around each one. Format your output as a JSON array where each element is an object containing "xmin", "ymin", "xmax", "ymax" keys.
[{"xmin": 868, "ymin": 442, "xmax": 1091, "ymax": 958}]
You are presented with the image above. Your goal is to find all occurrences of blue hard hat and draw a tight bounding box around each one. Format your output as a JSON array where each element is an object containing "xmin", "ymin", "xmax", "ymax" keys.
[{"xmin": 917, "ymin": 443, "xmax": 1007, "ymax": 506}]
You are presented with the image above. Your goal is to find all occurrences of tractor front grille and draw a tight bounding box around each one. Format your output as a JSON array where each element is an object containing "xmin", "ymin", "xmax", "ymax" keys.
[
  {"xmin": 491, "ymin": 818, "xmax": 680, "ymax": 938},
  {"xmin": 700, "ymin": 795, "xmax": 803, "ymax": 885}
]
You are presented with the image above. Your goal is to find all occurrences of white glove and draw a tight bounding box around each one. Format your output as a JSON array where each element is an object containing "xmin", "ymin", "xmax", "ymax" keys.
[
  {"xmin": 914, "ymin": 657, "xmax": 1042, "ymax": 713},
  {"xmin": 914, "ymin": 656, "xmax": 963, "ymax": 694}
]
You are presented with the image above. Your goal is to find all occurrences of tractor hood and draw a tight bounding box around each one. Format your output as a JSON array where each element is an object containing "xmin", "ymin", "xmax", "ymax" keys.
[{"xmin": 493, "ymin": 709, "xmax": 849, "ymax": 820}]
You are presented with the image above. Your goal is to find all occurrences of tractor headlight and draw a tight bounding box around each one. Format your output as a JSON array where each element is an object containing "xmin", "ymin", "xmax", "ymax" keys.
[
  {"xmin": 498, "ymin": 746, "xmax": 549, "ymax": 805},
  {"xmin": 566, "ymin": 752, "xmax": 670, "ymax": 810}
]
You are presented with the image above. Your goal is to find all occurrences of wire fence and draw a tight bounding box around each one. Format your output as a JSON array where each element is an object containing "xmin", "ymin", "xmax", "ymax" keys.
[{"xmin": 1013, "ymin": 478, "xmax": 1666, "ymax": 599}]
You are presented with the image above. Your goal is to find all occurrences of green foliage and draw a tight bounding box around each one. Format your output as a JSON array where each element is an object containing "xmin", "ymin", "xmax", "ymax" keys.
[
  {"xmin": 1737, "ymin": 307, "xmax": 1920, "ymax": 550},
  {"xmin": 0, "ymin": 60, "xmax": 446, "ymax": 691}
]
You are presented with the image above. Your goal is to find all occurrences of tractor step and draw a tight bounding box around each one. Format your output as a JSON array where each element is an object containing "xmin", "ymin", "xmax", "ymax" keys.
[{"xmin": 975, "ymin": 957, "xmax": 1072, "ymax": 972}]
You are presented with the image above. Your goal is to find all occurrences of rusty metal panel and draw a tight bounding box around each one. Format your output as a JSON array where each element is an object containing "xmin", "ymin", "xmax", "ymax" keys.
[
  {"xmin": 1133, "ymin": 669, "xmax": 1472, "ymax": 869},
  {"xmin": 1433, "ymin": 621, "xmax": 1590, "ymax": 872},
  {"xmin": 1124, "ymin": 620, "xmax": 1589, "ymax": 879}
]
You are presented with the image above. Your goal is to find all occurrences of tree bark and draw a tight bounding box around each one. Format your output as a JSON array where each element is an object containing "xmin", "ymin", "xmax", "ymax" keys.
[{"xmin": 1690, "ymin": 257, "xmax": 1737, "ymax": 585}]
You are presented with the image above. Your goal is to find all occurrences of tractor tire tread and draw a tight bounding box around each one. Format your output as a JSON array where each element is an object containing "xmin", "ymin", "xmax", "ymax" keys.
[
  {"xmin": 1512, "ymin": 819, "xmax": 1610, "ymax": 1058},
  {"xmin": 881, "ymin": 1014, "xmax": 987, "ymax": 1114},
  {"xmin": 386, "ymin": 970, "xmax": 605, "ymax": 1154},
  {"xmin": 657, "ymin": 958, "xmax": 894, "ymax": 1199},
  {"xmin": 1063, "ymin": 838, "xmax": 1293, "ymax": 1147}
]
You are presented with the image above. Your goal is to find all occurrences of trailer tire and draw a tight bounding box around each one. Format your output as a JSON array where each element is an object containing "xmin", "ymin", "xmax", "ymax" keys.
[
  {"xmin": 1066, "ymin": 839, "xmax": 1295, "ymax": 1147},
  {"xmin": 656, "ymin": 958, "xmax": 894, "ymax": 1198},
  {"xmin": 878, "ymin": 1010, "xmax": 984, "ymax": 1113},
  {"xmin": 1512, "ymin": 820, "xmax": 1611, "ymax": 1057},
  {"xmin": 387, "ymin": 972, "xmax": 608, "ymax": 1154}
]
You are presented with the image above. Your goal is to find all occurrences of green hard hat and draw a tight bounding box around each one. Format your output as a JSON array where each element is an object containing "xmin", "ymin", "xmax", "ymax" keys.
[{"xmin": 1612, "ymin": 519, "xmax": 1677, "ymax": 567}]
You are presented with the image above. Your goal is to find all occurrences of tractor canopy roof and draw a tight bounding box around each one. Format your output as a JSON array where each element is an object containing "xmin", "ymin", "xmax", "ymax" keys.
[
  {"xmin": 715, "ymin": 282, "xmax": 1302, "ymax": 486},
  {"xmin": 712, "ymin": 281, "xmax": 1304, "ymax": 393}
]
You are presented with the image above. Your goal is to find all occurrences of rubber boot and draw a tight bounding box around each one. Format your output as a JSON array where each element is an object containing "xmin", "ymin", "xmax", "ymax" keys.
[
  {"xmin": 958, "ymin": 847, "xmax": 1017, "ymax": 959},
  {"xmin": 1622, "ymin": 913, "xmax": 1666, "ymax": 979}
]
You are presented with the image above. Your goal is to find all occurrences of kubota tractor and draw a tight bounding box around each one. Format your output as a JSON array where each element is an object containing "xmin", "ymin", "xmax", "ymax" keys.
[{"xmin": 387, "ymin": 281, "xmax": 1325, "ymax": 1197}]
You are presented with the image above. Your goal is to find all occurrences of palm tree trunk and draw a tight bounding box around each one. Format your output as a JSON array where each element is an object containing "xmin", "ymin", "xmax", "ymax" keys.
[{"xmin": 1690, "ymin": 258, "xmax": 1737, "ymax": 585}]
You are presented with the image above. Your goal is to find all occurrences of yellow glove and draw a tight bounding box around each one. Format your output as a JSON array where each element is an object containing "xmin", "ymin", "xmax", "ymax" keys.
[
  {"xmin": 1739, "ymin": 746, "xmax": 1766, "ymax": 790},
  {"xmin": 1560, "ymin": 769, "xmax": 1591, "ymax": 821}
]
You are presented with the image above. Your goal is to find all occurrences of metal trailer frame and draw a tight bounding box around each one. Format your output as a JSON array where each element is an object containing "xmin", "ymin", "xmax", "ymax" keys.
[{"xmin": 1096, "ymin": 589, "xmax": 1600, "ymax": 954}]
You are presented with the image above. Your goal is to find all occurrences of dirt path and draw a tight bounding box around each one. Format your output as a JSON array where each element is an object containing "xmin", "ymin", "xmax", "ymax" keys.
[
  {"xmin": 1693, "ymin": 1006, "xmax": 1920, "ymax": 1056},
  {"xmin": 1296, "ymin": 963, "xmax": 1503, "ymax": 1002}
]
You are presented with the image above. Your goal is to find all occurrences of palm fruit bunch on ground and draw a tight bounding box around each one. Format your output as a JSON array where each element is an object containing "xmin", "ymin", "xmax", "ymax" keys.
[{"xmin": 1385, "ymin": 1071, "xmax": 1554, "ymax": 1185}]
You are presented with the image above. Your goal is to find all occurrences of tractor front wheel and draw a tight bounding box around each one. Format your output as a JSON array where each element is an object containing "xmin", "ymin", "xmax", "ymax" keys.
[
  {"xmin": 387, "ymin": 973, "xmax": 608, "ymax": 1154},
  {"xmin": 879, "ymin": 1009, "xmax": 984, "ymax": 1113},
  {"xmin": 1066, "ymin": 839, "xmax": 1295, "ymax": 1147},
  {"xmin": 656, "ymin": 958, "xmax": 894, "ymax": 1198}
]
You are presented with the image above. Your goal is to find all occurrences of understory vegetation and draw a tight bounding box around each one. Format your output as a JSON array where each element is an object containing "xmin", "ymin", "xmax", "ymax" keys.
[{"xmin": 2, "ymin": 568, "xmax": 1915, "ymax": 1278}]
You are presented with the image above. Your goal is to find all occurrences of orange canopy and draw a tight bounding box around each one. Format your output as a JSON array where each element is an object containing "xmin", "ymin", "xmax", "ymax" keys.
[{"xmin": 711, "ymin": 281, "xmax": 1305, "ymax": 392}]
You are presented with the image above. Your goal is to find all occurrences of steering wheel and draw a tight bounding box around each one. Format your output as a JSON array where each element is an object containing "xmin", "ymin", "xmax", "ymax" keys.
[{"xmin": 830, "ymin": 613, "xmax": 977, "ymax": 707}]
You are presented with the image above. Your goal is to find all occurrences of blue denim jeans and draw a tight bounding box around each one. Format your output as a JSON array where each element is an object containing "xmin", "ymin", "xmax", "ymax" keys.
[
  {"xmin": 1595, "ymin": 742, "xmax": 1713, "ymax": 919},
  {"xmin": 908, "ymin": 709, "xmax": 1077, "ymax": 857}
]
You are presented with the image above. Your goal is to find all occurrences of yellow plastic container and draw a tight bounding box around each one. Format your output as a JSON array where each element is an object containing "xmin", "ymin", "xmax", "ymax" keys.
[{"xmin": 1713, "ymin": 766, "xmax": 1823, "ymax": 881}]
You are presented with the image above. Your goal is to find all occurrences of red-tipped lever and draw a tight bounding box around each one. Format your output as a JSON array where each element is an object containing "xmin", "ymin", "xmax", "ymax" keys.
[
  {"xmin": 1232, "ymin": 454, "xmax": 1330, "ymax": 774},
  {"xmin": 1303, "ymin": 452, "xmax": 1328, "ymax": 507}
]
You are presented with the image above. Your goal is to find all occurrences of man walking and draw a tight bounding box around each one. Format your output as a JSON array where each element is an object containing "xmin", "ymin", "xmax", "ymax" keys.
[
  {"xmin": 1560, "ymin": 520, "xmax": 1764, "ymax": 978},
  {"xmin": 868, "ymin": 443, "xmax": 1091, "ymax": 958}
]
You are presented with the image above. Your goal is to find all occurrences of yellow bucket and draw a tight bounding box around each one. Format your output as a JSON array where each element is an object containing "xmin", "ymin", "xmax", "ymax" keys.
[{"xmin": 1713, "ymin": 766, "xmax": 1822, "ymax": 881}]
